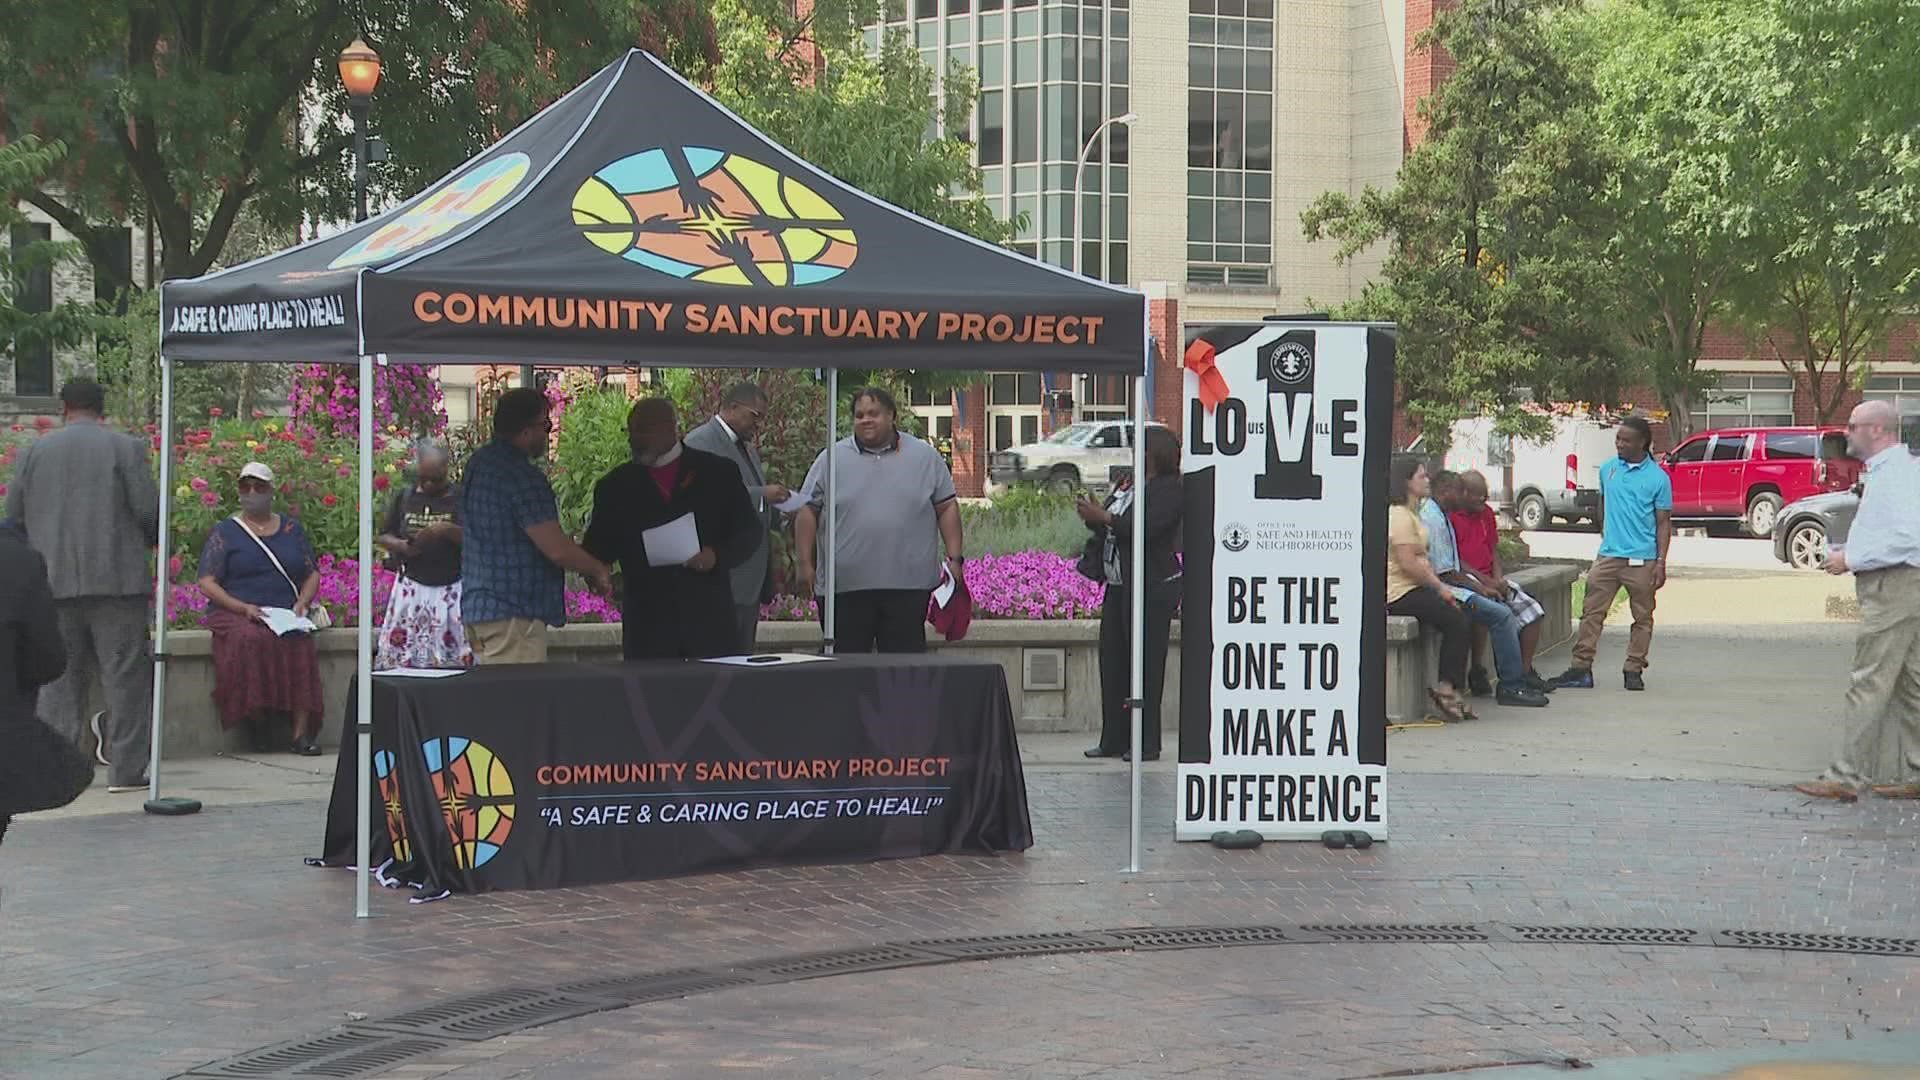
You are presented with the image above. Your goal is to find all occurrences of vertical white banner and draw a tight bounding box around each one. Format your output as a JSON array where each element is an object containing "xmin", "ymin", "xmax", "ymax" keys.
[{"xmin": 1175, "ymin": 324, "xmax": 1392, "ymax": 841}]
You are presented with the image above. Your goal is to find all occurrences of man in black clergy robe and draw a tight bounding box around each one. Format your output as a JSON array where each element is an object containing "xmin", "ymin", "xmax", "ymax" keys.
[{"xmin": 584, "ymin": 398, "xmax": 762, "ymax": 660}]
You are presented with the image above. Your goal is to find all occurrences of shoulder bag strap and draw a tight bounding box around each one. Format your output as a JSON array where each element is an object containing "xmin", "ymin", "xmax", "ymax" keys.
[{"xmin": 229, "ymin": 515, "xmax": 300, "ymax": 599}]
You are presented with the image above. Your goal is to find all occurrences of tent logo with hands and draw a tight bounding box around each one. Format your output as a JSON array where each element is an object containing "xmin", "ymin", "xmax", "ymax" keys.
[
  {"xmin": 328, "ymin": 152, "xmax": 532, "ymax": 270},
  {"xmin": 571, "ymin": 146, "xmax": 858, "ymax": 287}
]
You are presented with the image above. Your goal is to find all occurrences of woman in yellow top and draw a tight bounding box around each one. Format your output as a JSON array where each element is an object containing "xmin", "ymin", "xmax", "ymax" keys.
[{"xmin": 1387, "ymin": 458, "xmax": 1473, "ymax": 721}]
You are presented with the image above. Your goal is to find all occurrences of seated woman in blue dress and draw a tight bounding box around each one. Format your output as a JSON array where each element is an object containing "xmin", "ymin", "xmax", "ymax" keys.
[{"xmin": 194, "ymin": 462, "xmax": 326, "ymax": 756}]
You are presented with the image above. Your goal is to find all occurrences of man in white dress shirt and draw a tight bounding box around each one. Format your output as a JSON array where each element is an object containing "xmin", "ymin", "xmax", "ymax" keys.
[{"xmin": 1796, "ymin": 400, "xmax": 1920, "ymax": 801}]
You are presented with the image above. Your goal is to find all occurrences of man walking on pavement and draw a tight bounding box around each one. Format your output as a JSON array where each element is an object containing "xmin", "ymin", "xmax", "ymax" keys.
[
  {"xmin": 1554, "ymin": 416, "xmax": 1672, "ymax": 692},
  {"xmin": 4, "ymin": 379, "xmax": 159, "ymax": 791},
  {"xmin": 1795, "ymin": 400, "xmax": 1920, "ymax": 801},
  {"xmin": 685, "ymin": 383, "xmax": 789, "ymax": 652}
]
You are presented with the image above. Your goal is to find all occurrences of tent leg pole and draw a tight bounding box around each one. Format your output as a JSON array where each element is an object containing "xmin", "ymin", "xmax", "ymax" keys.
[
  {"xmin": 824, "ymin": 368, "xmax": 837, "ymax": 654},
  {"xmin": 1128, "ymin": 371, "xmax": 1147, "ymax": 875},
  {"xmin": 355, "ymin": 353, "xmax": 375, "ymax": 919},
  {"xmin": 147, "ymin": 354, "xmax": 174, "ymax": 803}
]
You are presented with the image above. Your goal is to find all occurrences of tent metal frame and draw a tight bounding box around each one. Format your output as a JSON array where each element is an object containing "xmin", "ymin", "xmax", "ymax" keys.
[{"xmin": 146, "ymin": 325, "xmax": 1153, "ymax": 916}]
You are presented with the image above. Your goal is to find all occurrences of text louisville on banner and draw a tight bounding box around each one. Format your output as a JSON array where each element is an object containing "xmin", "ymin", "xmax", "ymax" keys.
[{"xmin": 1176, "ymin": 322, "xmax": 1395, "ymax": 841}]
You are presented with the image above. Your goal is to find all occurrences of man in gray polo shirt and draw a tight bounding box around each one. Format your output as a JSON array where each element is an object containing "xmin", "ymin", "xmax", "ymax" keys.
[{"xmin": 795, "ymin": 387, "xmax": 964, "ymax": 653}]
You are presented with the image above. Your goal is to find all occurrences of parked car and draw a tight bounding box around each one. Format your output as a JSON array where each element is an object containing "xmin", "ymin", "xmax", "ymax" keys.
[
  {"xmin": 1662, "ymin": 426, "xmax": 1858, "ymax": 539},
  {"xmin": 1412, "ymin": 415, "xmax": 1616, "ymax": 530},
  {"xmin": 1772, "ymin": 489, "xmax": 1860, "ymax": 570},
  {"xmin": 1770, "ymin": 445, "xmax": 1919, "ymax": 569},
  {"xmin": 989, "ymin": 420, "xmax": 1170, "ymax": 494}
]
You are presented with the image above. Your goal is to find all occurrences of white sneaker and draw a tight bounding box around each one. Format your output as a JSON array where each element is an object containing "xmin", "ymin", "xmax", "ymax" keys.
[{"xmin": 89, "ymin": 711, "xmax": 111, "ymax": 768}]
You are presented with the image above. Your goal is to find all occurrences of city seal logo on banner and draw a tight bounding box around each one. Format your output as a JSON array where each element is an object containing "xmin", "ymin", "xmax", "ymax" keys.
[
  {"xmin": 573, "ymin": 147, "xmax": 858, "ymax": 287},
  {"xmin": 1221, "ymin": 522, "xmax": 1252, "ymax": 553}
]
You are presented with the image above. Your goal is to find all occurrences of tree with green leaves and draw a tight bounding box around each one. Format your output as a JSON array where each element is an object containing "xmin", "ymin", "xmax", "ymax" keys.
[
  {"xmin": 1573, "ymin": 0, "xmax": 1778, "ymax": 440},
  {"xmin": 0, "ymin": 0, "xmax": 720, "ymax": 292},
  {"xmin": 1728, "ymin": 0, "xmax": 1920, "ymax": 422},
  {"xmin": 1302, "ymin": 0, "xmax": 1636, "ymax": 444},
  {"xmin": 1, "ymin": 136, "xmax": 99, "ymax": 391}
]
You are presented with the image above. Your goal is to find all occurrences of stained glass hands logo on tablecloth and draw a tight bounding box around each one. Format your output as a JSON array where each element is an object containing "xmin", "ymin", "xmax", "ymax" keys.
[
  {"xmin": 572, "ymin": 147, "xmax": 857, "ymax": 287},
  {"xmin": 422, "ymin": 736, "xmax": 516, "ymax": 869}
]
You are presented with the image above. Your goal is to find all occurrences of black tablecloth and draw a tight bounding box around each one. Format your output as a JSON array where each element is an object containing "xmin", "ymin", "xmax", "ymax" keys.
[{"xmin": 313, "ymin": 655, "xmax": 1033, "ymax": 895}]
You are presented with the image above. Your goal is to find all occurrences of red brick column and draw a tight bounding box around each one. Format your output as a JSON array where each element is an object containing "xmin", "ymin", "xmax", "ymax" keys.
[
  {"xmin": 949, "ymin": 382, "xmax": 989, "ymax": 497},
  {"xmin": 1149, "ymin": 297, "xmax": 1183, "ymax": 434},
  {"xmin": 1404, "ymin": 0, "xmax": 1456, "ymax": 151}
]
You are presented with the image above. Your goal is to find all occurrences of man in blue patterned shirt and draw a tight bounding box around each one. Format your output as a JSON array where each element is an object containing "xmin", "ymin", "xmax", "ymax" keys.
[{"xmin": 459, "ymin": 388, "xmax": 612, "ymax": 664}]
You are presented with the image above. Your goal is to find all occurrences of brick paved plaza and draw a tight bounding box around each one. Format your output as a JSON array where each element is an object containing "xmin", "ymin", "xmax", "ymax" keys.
[
  {"xmin": 2, "ymin": 610, "xmax": 1916, "ymax": 1078},
  {"xmin": 3, "ymin": 762, "xmax": 1917, "ymax": 1079}
]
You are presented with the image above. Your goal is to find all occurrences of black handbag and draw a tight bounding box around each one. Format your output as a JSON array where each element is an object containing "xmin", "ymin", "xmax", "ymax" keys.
[
  {"xmin": 0, "ymin": 715, "xmax": 95, "ymax": 815},
  {"xmin": 1075, "ymin": 534, "xmax": 1105, "ymax": 582}
]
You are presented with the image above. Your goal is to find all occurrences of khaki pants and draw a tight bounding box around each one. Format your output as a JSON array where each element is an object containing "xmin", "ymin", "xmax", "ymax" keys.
[
  {"xmin": 1825, "ymin": 566, "xmax": 1920, "ymax": 786},
  {"xmin": 466, "ymin": 618, "xmax": 549, "ymax": 665},
  {"xmin": 1570, "ymin": 556, "xmax": 1658, "ymax": 673}
]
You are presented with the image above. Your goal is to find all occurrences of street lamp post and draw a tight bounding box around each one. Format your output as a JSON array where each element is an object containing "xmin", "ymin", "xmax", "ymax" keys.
[
  {"xmin": 1071, "ymin": 111, "xmax": 1136, "ymax": 280},
  {"xmin": 338, "ymin": 37, "xmax": 382, "ymax": 223}
]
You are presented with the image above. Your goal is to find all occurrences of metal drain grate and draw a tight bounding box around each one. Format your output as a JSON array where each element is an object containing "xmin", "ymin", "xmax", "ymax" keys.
[
  {"xmin": 1713, "ymin": 930, "xmax": 1920, "ymax": 956},
  {"xmin": 556, "ymin": 968, "xmax": 758, "ymax": 1004},
  {"xmin": 1298, "ymin": 924, "xmax": 1490, "ymax": 943},
  {"xmin": 358, "ymin": 987, "xmax": 615, "ymax": 1042},
  {"xmin": 1109, "ymin": 925, "xmax": 1297, "ymax": 951},
  {"xmin": 741, "ymin": 944, "xmax": 941, "ymax": 981},
  {"xmin": 185, "ymin": 1030, "xmax": 440, "ymax": 1078},
  {"xmin": 293, "ymin": 1038, "xmax": 449, "ymax": 1078},
  {"xmin": 1505, "ymin": 925, "xmax": 1702, "ymax": 947},
  {"xmin": 910, "ymin": 931, "xmax": 1120, "ymax": 960}
]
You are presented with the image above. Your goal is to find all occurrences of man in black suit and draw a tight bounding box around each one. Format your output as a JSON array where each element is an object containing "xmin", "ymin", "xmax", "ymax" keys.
[
  {"xmin": 584, "ymin": 398, "xmax": 762, "ymax": 660},
  {"xmin": 1, "ymin": 520, "xmax": 70, "ymax": 843}
]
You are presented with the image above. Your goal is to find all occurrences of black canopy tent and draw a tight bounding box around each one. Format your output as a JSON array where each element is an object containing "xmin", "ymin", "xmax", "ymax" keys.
[{"xmin": 154, "ymin": 50, "xmax": 1157, "ymax": 914}]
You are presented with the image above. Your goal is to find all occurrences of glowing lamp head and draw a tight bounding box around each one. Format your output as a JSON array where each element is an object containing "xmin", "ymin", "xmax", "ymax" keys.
[{"xmin": 338, "ymin": 37, "xmax": 382, "ymax": 99}]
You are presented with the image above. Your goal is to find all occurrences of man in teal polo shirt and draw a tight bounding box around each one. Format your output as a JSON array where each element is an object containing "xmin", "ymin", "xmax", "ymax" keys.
[{"xmin": 1554, "ymin": 416, "xmax": 1673, "ymax": 691}]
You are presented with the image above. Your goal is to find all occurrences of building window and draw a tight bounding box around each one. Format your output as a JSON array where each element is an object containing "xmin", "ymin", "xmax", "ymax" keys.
[
  {"xmin": 1186, "ymin": 0, "xmax": 1273, "ymax": 279},
  {"xmin": 1689, "ymin": 374, "xmax": 1795, "ymax": 431},
  {"xmin": 9, "ymin": 223, "xmax": 55, "ymax": 398},
  {"xmin": 905, "ymin": 383, "xmax": 955, "ymax": 444},
  {"xmin": 988, "ymin": 372, "xmax": 1043, "ymax": 451},
  {"xmin": 1865, "ymin": 375, "xmax": 1920, "ymax": 445},
  {"xmin": 1077, "ymin": 374, "xmax": 1133, "ymax": 421}
]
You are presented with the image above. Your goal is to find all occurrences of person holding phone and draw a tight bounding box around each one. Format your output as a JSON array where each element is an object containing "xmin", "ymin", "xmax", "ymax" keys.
[{"xmin": 1077, "ymin": 426, "xmax": 1183, "ymax": 762}]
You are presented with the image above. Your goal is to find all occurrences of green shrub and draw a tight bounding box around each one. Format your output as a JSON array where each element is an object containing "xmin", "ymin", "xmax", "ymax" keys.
[
  {"xmin": 962, "ymin": 487, "xmax": 1086, "ymax": 558},
  {"xmin": 550, "ymin": 387, "xmax": 636, "ymax": 536}
]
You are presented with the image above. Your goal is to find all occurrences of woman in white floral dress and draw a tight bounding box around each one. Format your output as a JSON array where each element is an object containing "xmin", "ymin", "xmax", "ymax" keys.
[{"xmin": 374, "ymin": 442, "xmax": 474, "ymax": 670}]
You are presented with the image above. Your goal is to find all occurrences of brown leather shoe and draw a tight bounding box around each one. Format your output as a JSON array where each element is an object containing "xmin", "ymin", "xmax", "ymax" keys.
[
  {"xmin": 1793, "ymin": 780, "xmax": 1861, "ymax": 802},
  {"xmin": 1870, "ymin": 783, "xmax": 1920, "ymax": 800}
]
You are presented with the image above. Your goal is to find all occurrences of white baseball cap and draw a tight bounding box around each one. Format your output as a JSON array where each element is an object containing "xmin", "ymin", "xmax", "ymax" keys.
[{"xmin": 239, "ymin": 462, "xmax": 275, "ymax": 484}]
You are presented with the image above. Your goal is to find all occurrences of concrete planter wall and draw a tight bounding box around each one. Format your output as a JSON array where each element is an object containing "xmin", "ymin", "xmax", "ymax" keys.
[{"xmin": 145, "ymin": 564, "xmax": 1578, "ymax": 759}]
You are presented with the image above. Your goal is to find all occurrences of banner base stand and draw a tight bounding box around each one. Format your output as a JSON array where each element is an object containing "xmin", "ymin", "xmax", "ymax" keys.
[
  {"xmin": 1320, "ymin": 829, "xmax": 1374, "ymax": 850},
  {"xmin": 1209, "ymin": 830, "xmax": 1264, "ymax": 850},
  {"xmin": 144, "ymin": 797, "xmax": 203, "ymax": 816}
]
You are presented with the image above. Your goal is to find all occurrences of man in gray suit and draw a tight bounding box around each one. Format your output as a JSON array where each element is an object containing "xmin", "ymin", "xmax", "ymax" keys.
[
  {"xmin": 684, "ymin": 383, "xmax": 789, "ymax": 652},
  {"xmin": 5, "ymin": 379, "xmax": 159, "ymax": 791}
]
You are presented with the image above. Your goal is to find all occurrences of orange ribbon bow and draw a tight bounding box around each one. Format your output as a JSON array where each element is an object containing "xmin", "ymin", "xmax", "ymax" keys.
[{"xmin": 1184, "ymin": 339, "xmax": 1230, "ymax": 412}]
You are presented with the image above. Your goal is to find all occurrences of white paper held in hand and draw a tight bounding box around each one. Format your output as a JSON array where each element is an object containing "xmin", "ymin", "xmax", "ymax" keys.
[
  {"xmin": 773, "ymin": 489, "xmax": 811, "ymax": 514},
  {"xmin": 642, "ymin": 512, "xmax": 702, "ymax": 567},
  {"xmin": 931, "ymin": 564, "xmax": 957, "ymax": 609},
  {"xmin": 259, "ymin": 607, "xmax": 318, "ymax": 637}
]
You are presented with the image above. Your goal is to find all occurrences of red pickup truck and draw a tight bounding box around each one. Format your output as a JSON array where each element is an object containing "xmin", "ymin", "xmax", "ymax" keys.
[{"xmin": 1661, "ymin": 426, "xmax": 1860, "ymax": 538}]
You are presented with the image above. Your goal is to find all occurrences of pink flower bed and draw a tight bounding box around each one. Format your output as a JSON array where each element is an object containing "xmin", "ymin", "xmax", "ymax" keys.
[{"xmin": 163, "ymin": 553, "xmax": 1107, "ymax": 629}]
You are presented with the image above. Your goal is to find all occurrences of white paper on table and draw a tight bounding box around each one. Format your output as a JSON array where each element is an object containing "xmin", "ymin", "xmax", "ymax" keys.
[
  {"xmin": 931, "ymin": 565, "xmax": 957, "ymax": 609},
  {"xmin": 258, "ymin": 607, "xmax": 318, "ymax": 637},
  {"xmin": 375, "ymin": 667, "xmax": 469, "ymax": 679},
  {"xmin": 773, "ymin": 490, "xmax": 811, "ymax": 514},
  {"xmin": 641, "ymin": 512, "xmax": 702, "ymax": 567},
  {"xmin": 699, "ymin": 653, "xmax": 833, "ymax": 667}
]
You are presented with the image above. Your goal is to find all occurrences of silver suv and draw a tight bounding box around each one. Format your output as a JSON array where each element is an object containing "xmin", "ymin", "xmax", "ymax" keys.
[{"xmin": 989, "ymin": 420, "xmax": 1169, "ymax": 495}]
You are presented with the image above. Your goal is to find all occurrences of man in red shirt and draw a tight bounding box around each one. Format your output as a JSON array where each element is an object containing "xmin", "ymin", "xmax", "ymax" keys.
[{"xmin": 1449, "ymin": 470, "xmax": 1547, "ymax": 695}]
